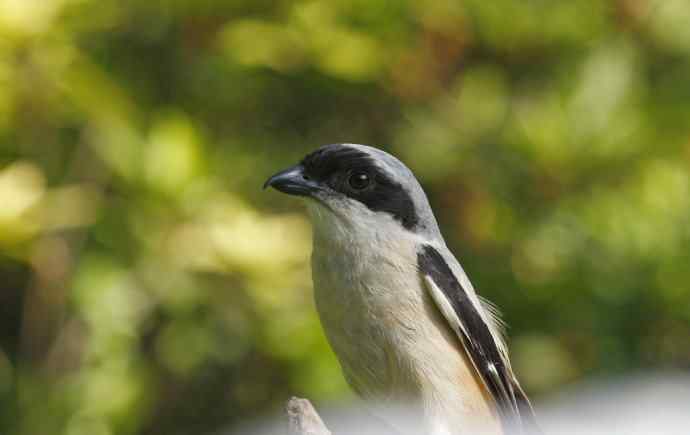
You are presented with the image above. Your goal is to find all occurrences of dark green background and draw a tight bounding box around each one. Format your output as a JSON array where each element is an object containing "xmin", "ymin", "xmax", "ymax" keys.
[{"xmin": 1, "ymin": 1, "xmax": 689, "ymax": 434}]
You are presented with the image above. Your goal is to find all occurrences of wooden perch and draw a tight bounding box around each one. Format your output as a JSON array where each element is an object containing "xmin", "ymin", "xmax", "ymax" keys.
[{"xmin": 286, "ymin": 397, "xmax": 332, "ymax": 435}]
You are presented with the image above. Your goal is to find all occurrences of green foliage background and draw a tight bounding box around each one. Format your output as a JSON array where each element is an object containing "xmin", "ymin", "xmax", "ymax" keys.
[{"xmin": 1, "ymin": 1, "xmax": 690, "ymax": 434}]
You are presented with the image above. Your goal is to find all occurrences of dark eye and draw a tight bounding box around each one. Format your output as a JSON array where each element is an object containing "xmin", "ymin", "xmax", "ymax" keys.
[{"xmin": 348, "ymin": 172, "xmax": 370, "ymax": 190}]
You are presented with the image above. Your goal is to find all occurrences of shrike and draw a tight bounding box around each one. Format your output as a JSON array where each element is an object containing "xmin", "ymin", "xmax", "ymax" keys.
[{"xmin": 265, "ymin": 144, "xmax": 538, "ymax": 435}]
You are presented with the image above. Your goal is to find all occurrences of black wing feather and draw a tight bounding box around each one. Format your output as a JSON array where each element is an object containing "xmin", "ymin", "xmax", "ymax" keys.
[{"xmin": 418, "ymin": 244, "xmax": 538, "ymax": 434}]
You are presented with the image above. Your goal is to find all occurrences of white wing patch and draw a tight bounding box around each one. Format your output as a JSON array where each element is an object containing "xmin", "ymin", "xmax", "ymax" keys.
[
  {"xmin": 423, "ymin": 275, "xmax": 471, "ymax": 340},
  {"xmin": 422, "ymin": 273, "xmax": 497, "ymax": 395}
]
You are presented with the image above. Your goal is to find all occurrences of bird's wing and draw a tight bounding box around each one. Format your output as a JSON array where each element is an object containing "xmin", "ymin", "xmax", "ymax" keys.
[{"xmin": 417, "ymin": 244, "xmax": 539, "ymax": 434}]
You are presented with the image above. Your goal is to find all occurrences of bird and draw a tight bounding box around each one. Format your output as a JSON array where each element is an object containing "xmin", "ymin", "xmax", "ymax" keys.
[{"xmin": 264, "ymin": 143, "xmax": 538, "ymax": 435}]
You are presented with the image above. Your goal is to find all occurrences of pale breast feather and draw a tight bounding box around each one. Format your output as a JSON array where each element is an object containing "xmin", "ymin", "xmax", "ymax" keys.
[{"xmin": 417, "ymin": 244, "xmax": 539, "ymax": 434}]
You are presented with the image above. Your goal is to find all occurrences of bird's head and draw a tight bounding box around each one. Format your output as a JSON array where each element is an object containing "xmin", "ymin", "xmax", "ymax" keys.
[{"xmin": 264, "ymin": 144, "xmax": 442, "ymax": 241}]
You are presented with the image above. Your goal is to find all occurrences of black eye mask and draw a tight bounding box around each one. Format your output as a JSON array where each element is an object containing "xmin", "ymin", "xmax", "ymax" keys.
[{"xmin": 301, "ymin": 144, "xmax": 419, "ymax": 231}]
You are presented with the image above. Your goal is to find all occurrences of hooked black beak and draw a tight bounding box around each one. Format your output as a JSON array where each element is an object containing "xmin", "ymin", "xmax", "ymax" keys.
[{"xmin": 263, "ymin": 164, "xmax": 320, "ymax": 196}]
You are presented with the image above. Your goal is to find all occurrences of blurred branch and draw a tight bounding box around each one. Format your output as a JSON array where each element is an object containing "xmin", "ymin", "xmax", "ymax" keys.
[
  {"xmin": 19, "ymin": 141, "xmax": 106, "ymax": 371},
  {"xmin": 286, "ymin": 397, "xmax": 331, "ymax": 435}
]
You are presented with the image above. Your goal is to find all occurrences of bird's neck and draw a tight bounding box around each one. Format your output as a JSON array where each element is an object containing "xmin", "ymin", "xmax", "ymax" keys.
[{"xmin": 306, "ymin": 201, "xmax": 425, "ymax": 256}]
